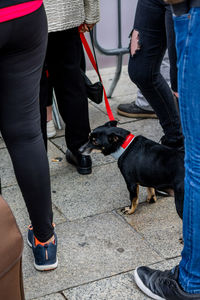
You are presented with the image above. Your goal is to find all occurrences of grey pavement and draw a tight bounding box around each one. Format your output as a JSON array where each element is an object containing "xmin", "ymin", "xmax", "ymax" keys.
[{"xmin": 0, "ymin": 66, "xmax": 183, "ymax": 300}]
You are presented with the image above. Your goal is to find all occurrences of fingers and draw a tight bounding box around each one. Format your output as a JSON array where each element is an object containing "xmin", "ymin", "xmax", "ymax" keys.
[{"xmin": 79, "ymin": 23, "xmax": 95, "ymax": 33}]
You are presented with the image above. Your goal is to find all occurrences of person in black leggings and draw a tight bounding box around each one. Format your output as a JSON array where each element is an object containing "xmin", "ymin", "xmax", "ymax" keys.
[
  {"xmin": 0, "ymin": 3, "xmax": 57, "ymax": 271},
  {"xmin": 128, "ymin": 0, "xmax": 183, "ymax": 148}
]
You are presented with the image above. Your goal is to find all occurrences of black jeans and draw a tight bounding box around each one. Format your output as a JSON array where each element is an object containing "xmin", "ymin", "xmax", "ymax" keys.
[
  {"xmin": 129, "ymin": 0, "xmax": 183, "ymax": 144},
  {"xmin": 40, "ymin": 27, "xmax": 91, "ymax": 153},
  {"xmin": 0, "ymin": 6, "xmax": 54, "ymax": 242}
]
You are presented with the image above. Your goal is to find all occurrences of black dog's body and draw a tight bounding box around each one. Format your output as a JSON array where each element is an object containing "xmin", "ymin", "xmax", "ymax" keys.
[
  {"xmin": 80, "ymin": 121, "xmax": 184, "ymax": 218},
  {"xmin": 118, "ymin": 135, "xmax": 184, "ymax": 217}
]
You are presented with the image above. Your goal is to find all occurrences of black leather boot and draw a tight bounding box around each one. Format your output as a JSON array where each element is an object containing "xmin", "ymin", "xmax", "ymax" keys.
[{"xmin": 66, "ymin": 149, "xmax": 92, "ymax": 175}]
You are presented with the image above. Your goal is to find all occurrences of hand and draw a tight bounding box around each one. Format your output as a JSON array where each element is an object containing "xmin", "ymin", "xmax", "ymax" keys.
[{"xmin": 79, "ymin": 23, "xmax": 95, "ymax": 33}]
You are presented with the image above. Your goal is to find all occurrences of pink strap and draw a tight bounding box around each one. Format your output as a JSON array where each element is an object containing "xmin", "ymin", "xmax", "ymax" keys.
[{"xmin": 0, "ymin": 0, "xmax": 43, "ymax": 23}]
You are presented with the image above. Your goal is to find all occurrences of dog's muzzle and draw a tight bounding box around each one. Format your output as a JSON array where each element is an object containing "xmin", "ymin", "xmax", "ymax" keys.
[{"xmin": 79, "ymin": 142, "xmax": 92, "ymax": 155}]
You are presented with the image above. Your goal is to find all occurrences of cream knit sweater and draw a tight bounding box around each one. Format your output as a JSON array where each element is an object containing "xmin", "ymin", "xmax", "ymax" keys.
[{"xmin": 44, "ymin": 0, "xmax": 100, "ymax": 33}]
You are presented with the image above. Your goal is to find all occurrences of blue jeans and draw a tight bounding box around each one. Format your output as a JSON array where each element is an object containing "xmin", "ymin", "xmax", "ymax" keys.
[{"xmin": 174, "ymin": 8, "xmax": 200, "ymax": 294}]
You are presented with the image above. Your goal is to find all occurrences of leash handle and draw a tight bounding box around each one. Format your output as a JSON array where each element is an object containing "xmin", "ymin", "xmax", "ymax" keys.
[{"xmin": 80, "ymin": 30, "xmax": 115, "ymax": 121}]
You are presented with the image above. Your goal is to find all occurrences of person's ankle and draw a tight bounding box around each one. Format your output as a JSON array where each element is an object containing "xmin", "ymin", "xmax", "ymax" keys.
[{"xmin": 161, "ymin": 135, "xmax": 184, "ymax": 149}]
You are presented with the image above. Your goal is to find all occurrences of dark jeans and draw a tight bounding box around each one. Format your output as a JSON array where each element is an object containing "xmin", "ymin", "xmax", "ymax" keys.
[
  {"xmin": 40, "ymin": 27, "xmax": 90, "ymax": 153},
  {"xmin": 128, "ymin": 0, "xmax": 182, "ymax": 144},
  {"xmin": 0, "ymin": 6, "xmax": 54, "ymax": 242}
]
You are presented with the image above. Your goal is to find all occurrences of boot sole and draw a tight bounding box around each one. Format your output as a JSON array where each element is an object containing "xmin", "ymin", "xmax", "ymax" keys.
[{"xmin": 117, "ymin": 108, "xmax": 157, "ymax": 119}]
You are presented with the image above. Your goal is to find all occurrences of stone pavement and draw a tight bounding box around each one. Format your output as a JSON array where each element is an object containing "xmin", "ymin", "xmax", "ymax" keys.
[{"xmin": 0, "ymin": 66, "xmax": 182, "ymax": 300}]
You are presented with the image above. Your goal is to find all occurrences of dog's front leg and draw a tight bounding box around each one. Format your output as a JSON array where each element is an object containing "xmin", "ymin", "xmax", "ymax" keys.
[
  {"xmin": 146, "ymin": 187, "xmax": 157, "ymax": 203},
  {"xmin": 121, "ymin": 184, "xmax": 139, "ymax": 215}
]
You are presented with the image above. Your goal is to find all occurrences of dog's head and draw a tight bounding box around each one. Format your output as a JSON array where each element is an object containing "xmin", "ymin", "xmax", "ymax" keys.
[{"xmin": 79, "ymin": 120, "xmax": 130, "ymax": 156}]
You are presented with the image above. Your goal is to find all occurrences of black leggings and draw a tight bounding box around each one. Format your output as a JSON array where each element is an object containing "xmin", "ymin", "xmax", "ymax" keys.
[
  {"xmin": 0, "ymin": 5, "xmax": 54, "ymax": 242},
  {"xmin": 129, "ymin": 0, "xmax": 182, "ymax": 144}
]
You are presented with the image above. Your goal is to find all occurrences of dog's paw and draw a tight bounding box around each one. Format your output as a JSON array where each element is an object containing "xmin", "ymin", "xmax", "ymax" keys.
[
  {"xmin": 146, "ymin": 195, "xmax": 157, "ymax": 204},
  {"xmin": 121, "ymin": 206, "xmax": 135, "ymax": 215}
]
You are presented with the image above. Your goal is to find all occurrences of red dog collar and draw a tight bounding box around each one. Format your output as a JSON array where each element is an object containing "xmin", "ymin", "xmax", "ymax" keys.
[{"xmin": 111, "ymin": 134, "xmax": 135, "ymax": 160}]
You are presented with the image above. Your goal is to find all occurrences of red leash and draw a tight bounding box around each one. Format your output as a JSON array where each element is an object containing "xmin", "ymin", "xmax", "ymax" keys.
[{"xmin": 80, "ymin": 32, "xmax": 115, "ymax": 121}]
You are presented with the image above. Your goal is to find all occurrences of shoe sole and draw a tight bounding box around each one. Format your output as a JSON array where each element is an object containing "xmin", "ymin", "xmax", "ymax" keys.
[
  {"xmin": 134, "ymin": 268, "xmax": 164, "ymax": 300},
  {"xmin": 66, "ymin": 155, "xmax": 92, "ymax": 175},
  {"xmin": 34, "ymin": 259, "xmax": 58, "ymax": 271},
  {"xmin": 27, "ymin": 237, "xmax": 58, "ymax": 271},
  {"xmin": 155, "ymin": 190, "xmax": 171, "ymax": 197},
  {"xmin": 117, "ymin": 108, "xmax": 157, "ymax": 119}
]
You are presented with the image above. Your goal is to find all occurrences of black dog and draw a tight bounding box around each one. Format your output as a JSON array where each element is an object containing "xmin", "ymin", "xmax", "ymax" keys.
[{"xmin": 80, "ymin": 121, "xmax": 184, "ymax": 219}]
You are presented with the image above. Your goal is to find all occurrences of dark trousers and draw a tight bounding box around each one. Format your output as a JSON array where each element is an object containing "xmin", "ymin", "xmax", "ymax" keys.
[
  {"xmin": 40, "ymin": 27, "xmax": 91, "ymax": 153},
  {"xmin": 0, "ymin": 6, "xmax": 54, "ymax": 242},
  {"xmin": 129, "ymin": 0, "xmax": 182, "ymax": 143}
]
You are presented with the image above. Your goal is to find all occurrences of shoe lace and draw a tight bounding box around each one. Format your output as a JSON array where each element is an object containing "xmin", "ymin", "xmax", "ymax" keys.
[{"xmin": 159, "ymin": 269, "xmax": 177, "ymax": 288}]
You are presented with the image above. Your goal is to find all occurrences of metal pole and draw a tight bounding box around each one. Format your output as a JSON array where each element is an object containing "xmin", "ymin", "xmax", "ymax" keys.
[{"xmin": 93, "ymin": 0, "xmax": 129, "ymax": 98}]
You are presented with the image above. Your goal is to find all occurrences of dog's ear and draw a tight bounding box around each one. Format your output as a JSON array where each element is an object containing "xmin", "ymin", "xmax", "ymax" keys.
[
  {"xmin": 108, "ymin": 128, "xmax": 130, "ymax": 143},
  {"xmin": 104, "ymin": 120, "xmax": 118, "ymax": 128}
]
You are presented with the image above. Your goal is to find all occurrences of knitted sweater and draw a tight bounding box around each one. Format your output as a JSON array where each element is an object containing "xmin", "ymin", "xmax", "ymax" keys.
[{"xmin": 44, "ymin": 0, "xmax": 100, "ymax": 33}]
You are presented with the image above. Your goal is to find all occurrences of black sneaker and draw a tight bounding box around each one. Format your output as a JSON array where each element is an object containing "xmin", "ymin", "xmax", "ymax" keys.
[
  {"xmin": 66, "ymin": 149, "xmax": 92, "ymax": 175},
  {"xmin": 134, "ymin": 265, "xmax": 200, "ymax": 299},
  {"xmin": 117, "ymin": 101, "xmax": 157, "ymax": 118}
]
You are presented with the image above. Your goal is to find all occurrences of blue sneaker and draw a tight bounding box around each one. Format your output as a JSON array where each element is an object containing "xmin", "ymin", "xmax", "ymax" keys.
[{"xmin": 27, "ymin": 225, "xmax": 58, "ymax": 271}]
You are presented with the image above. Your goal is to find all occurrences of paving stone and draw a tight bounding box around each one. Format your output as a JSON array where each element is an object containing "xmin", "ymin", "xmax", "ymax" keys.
[
  {"xmin": 89, "ymin": 92, "xmax": 137, "ymax": 124},
  {"xmin": 0, "ymin": 148, "xmax": 17, "ymax": 187},
  {"xmin": 51, "ymin": 128, "xmax": 65, "ymax": 138},
  {"xmin": 2, "ymin": 185, "xmax": 67, "ymax": 233},
  {"xmin": 63, "ymin": 257, "xmax": 181, "ymax": 300},
  {"xmin": 0, "ymin": 140, "xmax": 67, "ymax": 188},
  {"xmin": 23, "ymin": 213, "xmax": 161, "ymax": 299},
  {"xmin": 121, "ymin": 119, "xmax": 163, "ymax": 143},
  {"xmin": 118, "ymin": 196, "xmax": 183, "ymax": 258},
  {"xmin": 48, "ymin": 140, "xmax": 66, "ymax": 176},
  {"xmin": 32, "ymin": 293, "xmax": 65, "ymax": 300},
  {"xmin": 51, "ymin": 162, "xmax": 130, "ymax": 221}
]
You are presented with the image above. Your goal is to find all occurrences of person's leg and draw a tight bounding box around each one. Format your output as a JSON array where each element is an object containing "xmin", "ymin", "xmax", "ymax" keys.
[
  {"xmin": 0, "ymin": 6, "xmax": 54, "ymax": 243},
  {"xmin": 46, "ymin": 28, "xmax": 92, "ymax": 175},
  {"xmin": 117, "ymin": 54, "xmax": 171, "ymax": 118},
  {"xmin": 136, "ymin": 90, "xmax": 153, "ymax": 111},
  {"xmin": 175, "ymin": 8, "xmax": 200, "ymax": 294},
  {"xmin": 128, "ymin": 0, "xmax": 183, "ymax": 147},
  {"xmin": 46, "ymin": 28, "xmax": 91, "ymax": 153},
  {"xmin": 165, "ymin": 6, "xmax": 178, "ymax": 95}
]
